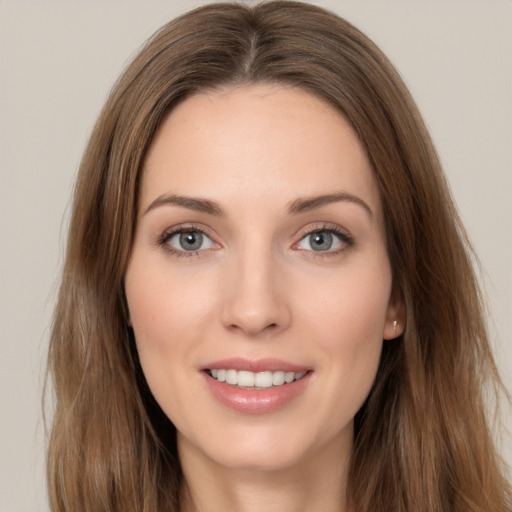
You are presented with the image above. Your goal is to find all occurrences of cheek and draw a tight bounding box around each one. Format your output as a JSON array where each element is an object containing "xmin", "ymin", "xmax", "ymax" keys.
[
  {"xmin": 297, "ymin": 258, "xmax": 391, "ymax": 407},
  {"xmin": 301, "ymin": 258, "xmax": 392, "ymax": 344},
  {"xmin": 124, "ymin": 257, "xmax": 212, "ymax": 425},
  {"xmin": 126, "ymin": 258, "xmax": 214, "ymax": 351}
]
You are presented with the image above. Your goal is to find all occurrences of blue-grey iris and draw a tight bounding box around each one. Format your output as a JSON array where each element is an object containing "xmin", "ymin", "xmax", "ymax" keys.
[
  {"xmin": 180, "ymin": 231, "xmax": 203, "ymax": 251},
  {"xmin": 310, "ymin": 231, "xmax": 333, "ymax": 251}
]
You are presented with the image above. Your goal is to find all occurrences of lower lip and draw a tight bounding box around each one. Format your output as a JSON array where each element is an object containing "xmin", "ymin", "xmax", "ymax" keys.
[{"xmin": 203, "ymin": 371, "xmax": 312, "ymax": 414}]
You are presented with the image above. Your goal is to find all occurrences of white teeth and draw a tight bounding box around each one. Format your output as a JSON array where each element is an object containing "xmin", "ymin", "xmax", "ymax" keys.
[
  {"xmin": 226, "ymin": 369, "xmax": 238, "ymax": 385},
  {"xmin": 209, "ymin": 369, "xmax": 307, "ymax": 388},
  {"xmin": 237, "ymin": 370, "xmax": 255, "ymax": 387},
  {"xmin": 284, "ymin": 371, "xmax": 295, "ymax": 383},
  {"xmin": 272, "ymin": 371, "xmax": 285, "ymax": 386},
  {"xmin": 254, "ymin": 371, "xmax": 273, "ymax": 388}
]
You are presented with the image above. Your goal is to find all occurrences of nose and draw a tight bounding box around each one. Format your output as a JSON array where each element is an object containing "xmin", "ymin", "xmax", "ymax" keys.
[{"xmin": 220, "ymin": 247, "xmax": 292, "ymax": 337}]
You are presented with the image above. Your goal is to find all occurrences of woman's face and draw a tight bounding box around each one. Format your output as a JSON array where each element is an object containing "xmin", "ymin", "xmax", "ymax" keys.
[{"xmin": 125, "ymin": 84, "xmax": 402, "ymax": 472}]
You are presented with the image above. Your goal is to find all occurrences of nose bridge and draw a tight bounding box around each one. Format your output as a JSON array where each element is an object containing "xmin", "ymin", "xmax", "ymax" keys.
[{"xmin": 221, "ymin": 234, "xmax": 290, "ymax": 336}]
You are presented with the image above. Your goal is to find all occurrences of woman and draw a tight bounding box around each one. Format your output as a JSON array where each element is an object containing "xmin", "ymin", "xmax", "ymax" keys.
[{"xmin": 46, "ymin": 1, "xmax": 511, "ymax": 511}]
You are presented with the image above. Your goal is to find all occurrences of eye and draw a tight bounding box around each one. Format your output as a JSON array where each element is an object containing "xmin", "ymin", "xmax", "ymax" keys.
[
  {"xmin": 295, "ymin": 228, "xmax": 351, "ymax": 253},
  {"xmin": 161, "ymin": 228, "xmax": 217, "ymax": 253}
]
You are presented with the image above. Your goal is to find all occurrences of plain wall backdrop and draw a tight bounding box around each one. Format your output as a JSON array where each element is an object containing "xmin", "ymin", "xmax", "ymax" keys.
[{"xmin": 1, "ymin": 1, "xmax": 511, "ymax": 510}]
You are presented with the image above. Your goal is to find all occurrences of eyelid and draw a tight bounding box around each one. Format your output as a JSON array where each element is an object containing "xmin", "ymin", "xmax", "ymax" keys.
[
  {"xmin": 292, "ymin": 223, "xmax": 354, "ymax": 255},
  {"xmin": 157, "ymin": 223, "xmax": 221, "ymax": 256}
]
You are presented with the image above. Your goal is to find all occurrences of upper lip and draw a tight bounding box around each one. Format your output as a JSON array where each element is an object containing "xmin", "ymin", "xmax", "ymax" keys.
[{"xmin": 201, "ymin": 357, "xmax": 311, "ymax": 373}]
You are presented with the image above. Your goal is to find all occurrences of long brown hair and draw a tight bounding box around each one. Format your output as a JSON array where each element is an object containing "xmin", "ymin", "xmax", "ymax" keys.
[{"xmin": 46, "ymin": 2, "xmax": 511, "ymax": 511}]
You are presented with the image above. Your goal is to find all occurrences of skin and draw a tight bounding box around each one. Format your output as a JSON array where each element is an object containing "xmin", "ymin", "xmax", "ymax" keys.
[{"xmin": 125, "ymin": 84, "xmax": 404, "ymax": 512}]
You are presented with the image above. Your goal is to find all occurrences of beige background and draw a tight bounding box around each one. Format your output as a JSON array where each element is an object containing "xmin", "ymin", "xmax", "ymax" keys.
[{"xmin": 1, "ymin": 1, "xmax": 511, "ymax": 510}]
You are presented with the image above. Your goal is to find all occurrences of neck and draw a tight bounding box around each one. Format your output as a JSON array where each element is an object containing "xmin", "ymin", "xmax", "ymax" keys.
[{"xmin": 178, "ymin": 433, "xmax": 351, "ymax": 512}]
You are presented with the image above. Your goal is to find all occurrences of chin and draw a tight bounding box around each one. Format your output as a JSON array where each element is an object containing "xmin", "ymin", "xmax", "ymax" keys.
[
  {"xmin": 220, "ymin": 443, "xmax": 307, "ymax": 472},
  {"xmin": 178, "ymin": 416, "xmax": 353, "ymax": 474}
]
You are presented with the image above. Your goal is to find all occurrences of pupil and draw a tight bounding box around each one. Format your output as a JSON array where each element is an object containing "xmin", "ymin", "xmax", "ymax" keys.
[
  {"xmin": 180, "ymin": 231, "xmax": 203, "ymax": 250},
  {"xmin": 311, "ymin": 231, "xmax": 332, "ymax": 251}
]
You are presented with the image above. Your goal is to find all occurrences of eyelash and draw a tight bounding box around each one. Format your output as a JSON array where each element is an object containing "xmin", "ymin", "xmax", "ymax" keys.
[
  {"xmin": 157, "ymin": 224, "xmax": 215, "ymax": 259},
  {"xmin": 157, "ymin": 223, "xmax": 354, "ymax": 259},
  {"xmin": 295, "ymin": 224, "xmax": 354, "ymax": 259}
]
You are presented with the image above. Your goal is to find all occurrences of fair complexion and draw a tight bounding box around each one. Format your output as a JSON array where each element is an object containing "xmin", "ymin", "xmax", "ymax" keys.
[{"xmin": 125, "ymin": 84, "xmax": 403, "ymax": 512}]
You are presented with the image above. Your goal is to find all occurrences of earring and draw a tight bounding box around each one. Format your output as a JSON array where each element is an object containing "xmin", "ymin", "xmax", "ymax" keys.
[{"xmin": 393, "ymin": 320, "xmax": 397, "ymax": 333}]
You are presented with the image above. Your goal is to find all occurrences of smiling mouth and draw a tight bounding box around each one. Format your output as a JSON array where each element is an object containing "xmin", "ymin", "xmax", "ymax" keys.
[{"xmin": 207, "ymin": 369, "xmax": 308, "ymax": 389}]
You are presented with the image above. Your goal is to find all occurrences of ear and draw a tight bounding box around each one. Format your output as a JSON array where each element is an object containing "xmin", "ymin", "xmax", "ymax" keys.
[{"xmin": 383, "ymin": 289, "xmax": 405, "ymax": 340}]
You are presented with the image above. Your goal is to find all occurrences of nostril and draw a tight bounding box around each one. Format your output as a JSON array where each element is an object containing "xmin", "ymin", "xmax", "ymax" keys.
[{"xmin": 228, "ymin": 321, "xmax": 279, "ymax": 335}]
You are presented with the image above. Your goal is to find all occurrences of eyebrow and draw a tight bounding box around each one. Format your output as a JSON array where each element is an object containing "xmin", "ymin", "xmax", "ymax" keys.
[
  {"xmin": 144, "ymin": 194, "xmax": 224, "ymax": 216},
  {"xmin": 144, "ymin": 191, "xmax": 372, "ymax": 218},
  {"xmin": 287, "ymin": 192, "xmax": 373, "ymax": 218}
]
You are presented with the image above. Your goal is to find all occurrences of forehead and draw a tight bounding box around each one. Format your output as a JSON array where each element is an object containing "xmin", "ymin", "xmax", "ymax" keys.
[{"xmin": 141, "ymin": 84, "xmax": 381, "ymax": 216}]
